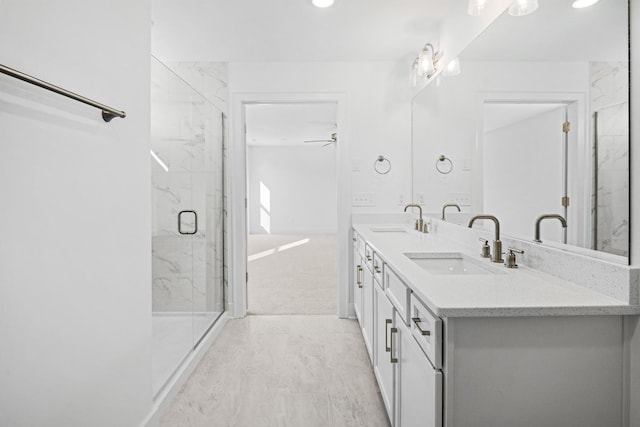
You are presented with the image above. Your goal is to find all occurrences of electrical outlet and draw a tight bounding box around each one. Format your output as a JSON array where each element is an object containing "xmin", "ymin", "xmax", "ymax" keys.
[
  {"xmin": 448, "ymin": 192, "xmax": 471, "ymax": 206},
  {"xmin": 353, "ymin": 192, "xmax": 375, "ymax": 207}
]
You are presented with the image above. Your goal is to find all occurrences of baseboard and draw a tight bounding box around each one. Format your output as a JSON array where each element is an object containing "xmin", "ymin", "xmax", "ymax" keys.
[
  {"xmin": 140, "ymin": 312, "xmax": 230, "ymax": 427},
  {"xmin": 347, "ymin": 302, "xmax": 356, "ymax": 319}
]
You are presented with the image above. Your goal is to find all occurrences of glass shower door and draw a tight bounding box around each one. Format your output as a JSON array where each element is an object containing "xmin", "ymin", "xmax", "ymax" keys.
[{"xmin": 150, "ymin": 57, "xmax": 225, "ymax": 396}]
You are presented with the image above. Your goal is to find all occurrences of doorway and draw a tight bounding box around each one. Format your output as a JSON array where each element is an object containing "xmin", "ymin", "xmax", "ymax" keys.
[{"xmin": 245, "ymin": 103, "xmax": 338, "ymax": 314}]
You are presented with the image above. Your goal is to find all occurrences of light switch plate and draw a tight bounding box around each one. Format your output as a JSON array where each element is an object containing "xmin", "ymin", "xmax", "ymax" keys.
[{"xmin": 353, "ymin": 192, "xmax": 375, "ymax": 207}]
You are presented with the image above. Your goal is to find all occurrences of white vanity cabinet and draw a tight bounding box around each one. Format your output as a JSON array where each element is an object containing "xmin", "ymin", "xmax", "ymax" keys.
[
  {"xmin": 371, "ymin": 253, "xmax": 443, "ymax": 427},
  {"xmin": 353, "ymin": 246, "xmax": 363, "ymax": 324},
  {"xmin": 395, "ymin": 316, "xmax": 443, "ymax": 427},
  {"xmin": 361, "ymin": 255, "xmax": 375, "ymax": 360},
  {"xmin": 352, "ymin": 227, "xmax": 627, "ymax": 427},
  {"xmin": 352, "ymin": 231, "xmax": 375, "ymax": 360},
  {"xmin": 374, "ymin": 283, "xmax": 396, "ymax": 419}
]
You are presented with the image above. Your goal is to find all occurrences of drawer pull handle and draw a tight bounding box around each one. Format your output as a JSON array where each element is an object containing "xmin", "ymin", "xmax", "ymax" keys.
[
  {"xmin": 366, "ymin": 255, "xmax": 372, "ymax": 261},
  {"xmin": 385, "ymin": 319, "xmax": 392, "ymax": 352},
  {"xmin": 412, "ymin": 317, "xmax": 431, "ymax": 336},
  {"xmin": 374, "ymin": 265, "xmax": 381, "ymax": 273},
  {"xmin": 390, "ymin": 327, "xmax": 398, "ymax": 363}
]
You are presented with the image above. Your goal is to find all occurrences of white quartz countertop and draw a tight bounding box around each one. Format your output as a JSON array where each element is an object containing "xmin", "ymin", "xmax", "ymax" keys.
[{"xmin": 354, "ymin": 223, "xmax": 640, "ymax": 318}]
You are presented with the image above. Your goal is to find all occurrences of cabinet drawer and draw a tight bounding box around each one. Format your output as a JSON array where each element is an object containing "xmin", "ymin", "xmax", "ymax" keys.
[
  {"xmin": 385, "ymin": 267, "xmax": 411, "ymax": 325},
  {"xmin": 372, "ymin": 252, "xmax": 384, "ymax": 287},
  {"xmin": 353, "ymin": 230, "xmax": 365, "ymax": 257},
  {"xmin": 409, "ymin": 294, "xmax": 442, "ymax": 369}
]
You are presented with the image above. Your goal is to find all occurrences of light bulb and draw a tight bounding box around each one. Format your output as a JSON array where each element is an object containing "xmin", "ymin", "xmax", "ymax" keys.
[
  {"xmin": 508, "ymin": 0, "xmax": 538, "ymax": 16},
  {"xmin": 468, "ymin": 0, "xmax": 488, "ymax": 16},
  {"xmin": 410, "ymin": 58, "xmax": 419, "ymax": 87},
  {"xmin": 571, "ymin": 0, "xmax": 600, "ymax": 8},
  {"xmin": 443, "ymin": 58, "xmax": 461, "ymax": 76},
  {"xmin": 312, "ymin": 0, "xmax": 334, "ymax": 7},
  {"xmin": 417, "ymin": 45, "xmax": 435, "ymax": 77}
]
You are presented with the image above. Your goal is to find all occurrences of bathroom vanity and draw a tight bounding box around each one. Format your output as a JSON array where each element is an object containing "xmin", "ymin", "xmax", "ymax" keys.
[{"xmin": 352, "ymin": 218, "xmax": 638, "ymax": 427}]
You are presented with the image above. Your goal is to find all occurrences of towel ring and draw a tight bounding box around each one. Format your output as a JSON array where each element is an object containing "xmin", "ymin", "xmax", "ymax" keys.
[
  {"xmin": 374, "ymin": 155, "xmax": 392, "ymax": 174},
  {"xmin": 435, "ymin": 155, "xmax": 453, "ymax": 174}
]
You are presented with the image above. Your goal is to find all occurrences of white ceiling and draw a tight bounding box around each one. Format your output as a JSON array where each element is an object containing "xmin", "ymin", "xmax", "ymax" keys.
[
  {"xmin": 461, "ymin": 0, "xmax": 628, "ymax": 62},
  {"xmin": 245, "ymin": 103, "xmax": 338, "ymax": 147},
  {"xmin": 151, "ymin": 0, "xmax": 450, "ymax": 62}
]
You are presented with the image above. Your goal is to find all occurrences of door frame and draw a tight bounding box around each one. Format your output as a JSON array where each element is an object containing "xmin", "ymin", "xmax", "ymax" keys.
[
  {"xmin": 474, "ymin": 91, "xmax": 587, "ymax": 246},
  {"xmin": 229, "ymin": 92, "xmax": 350, "ymax": 318}
]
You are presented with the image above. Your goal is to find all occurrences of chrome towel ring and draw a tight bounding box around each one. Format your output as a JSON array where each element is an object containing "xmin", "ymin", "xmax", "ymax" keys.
[
  {"xmin": 374, "ymin": 155, "xmax": 392, "ymax": 174},
  {"xmin": 436, "ymin": 155, "xmax": 453, "ymax": 174}
]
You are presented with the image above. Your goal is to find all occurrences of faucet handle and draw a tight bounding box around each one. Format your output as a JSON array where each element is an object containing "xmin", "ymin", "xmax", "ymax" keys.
[
  {"xmin": 505, "ymin": 248, "xmax": 524, "ymax": 268},
  {"xmin": 478, "ymin": 238, "xmax": 491, "ymax": 258}
]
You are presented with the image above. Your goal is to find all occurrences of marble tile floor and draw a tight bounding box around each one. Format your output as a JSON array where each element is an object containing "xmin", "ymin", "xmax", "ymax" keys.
[
  {"xmin": 247, "ymin": 234, "xmax": 337, "ymax": 315},
  {"xmin": 160, "ymin": 315, "xmax": 390, "ymax": 427},
  {"xmin": 153, "ymin": 312, "xmax": 221, "ymax": 396}
]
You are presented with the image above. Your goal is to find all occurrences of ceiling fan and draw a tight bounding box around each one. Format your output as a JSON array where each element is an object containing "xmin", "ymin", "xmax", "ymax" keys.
[{"xmin": 303, "ymin": 132, "xmax": 337, "ymax": 147}]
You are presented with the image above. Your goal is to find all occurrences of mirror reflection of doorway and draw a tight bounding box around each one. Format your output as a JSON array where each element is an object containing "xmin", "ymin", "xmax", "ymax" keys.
[
  {"xmin": 482, "ymin": 102, "xmax": 575, "ymax": 245},
  {"xmin": 245, "ymin": 103, "xmax": 338, "ymax": 315}
]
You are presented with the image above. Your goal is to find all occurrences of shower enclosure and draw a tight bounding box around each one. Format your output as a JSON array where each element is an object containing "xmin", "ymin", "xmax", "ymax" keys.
[
  {"xmin": 150, "ymin": 57, "xmax": 225, "ymax": 396},
  {"xmin": 592, "ymin": 101, "xmax": 629, "ymax": 257}
]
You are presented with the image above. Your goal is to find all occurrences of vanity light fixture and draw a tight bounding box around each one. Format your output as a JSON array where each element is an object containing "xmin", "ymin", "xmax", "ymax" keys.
[
  {"xmin": 312, "ymin": 0, "xmax": 334, "ymax": 7},
  {"xmin": 442, "ymin": 57, "xmax": 461, "ymax": 76},
  {"xmin": 508, "ymin": 0, "xmax": 539, "ymax": 16},
  {"xmin": 410, "ymin": 58, "xmax": 419, "ymax": 87},
  {"xmin": 571, "ymin": 0, "xmax": 600, "ymax": 8},
  {"xmin": 467, "ymin": 0, "xmax": 488, "ymax": 16},
  {"xmin": 414, "ymin": 43, "xmax": 442, "ymax": 80}
]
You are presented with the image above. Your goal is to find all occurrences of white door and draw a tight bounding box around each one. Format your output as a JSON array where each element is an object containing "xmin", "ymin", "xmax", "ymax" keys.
[
  {"xmin": 361, "ymin": 262, "xmax": 375, "ymax": 360},
  {"xmin": 353, "ymin": 248, "xmax": 363, "ymax": 324},
  {"xmin": 374, "ymin": 284, "xmax": 395, "ymax": 422},
  {"xmin": 395, "ymin": 319, "xmax": 442, "ymax": 427}
]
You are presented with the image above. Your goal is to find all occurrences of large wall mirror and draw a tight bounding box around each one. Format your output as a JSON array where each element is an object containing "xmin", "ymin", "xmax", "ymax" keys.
[{"xmin": 412, "ymin": 0, "xmax": 629, "ymax": 262}]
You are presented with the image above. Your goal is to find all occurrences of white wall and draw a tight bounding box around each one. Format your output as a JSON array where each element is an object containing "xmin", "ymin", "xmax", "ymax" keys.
[
  {"xmin": 0, "ymin": 1, "xmax": 152, "ymax": 426},
  {"xmin": 248, "ymin": 146, "xmax": 337, "ymax": 234},
  {"xmin": 230, "ymin": 61, "xmax": 413, "ymax": 213},
  {"xmin": 484, "ymin": 106, "xmax": 566, "ymax": 243},
  {"xmin": 412, "ymin": 61, "xmax": 588, "ymax": 216}
]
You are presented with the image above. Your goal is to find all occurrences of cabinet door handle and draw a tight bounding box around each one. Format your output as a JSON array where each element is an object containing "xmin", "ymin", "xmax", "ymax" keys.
[
  {"xmin": 356, "ymin": 265, "xmax": 363, "ymax": 288},
  {"xmin": 390, "ymin": 327, "xmax": 398, "ymax": 363},
  {"xmin": 374, "ymin": 264, "xmax": 381, "ymax": 274},
  {"xmin": 385, "ymin": 319, "xmax": 392, "ymax": 352},
  {"xmin": 412, "ymin": 317, "xmax": 431, "ymax": 336},
  {"xmin": 366, "ymin": 255, "xmax": 372, "ymax": 261}
]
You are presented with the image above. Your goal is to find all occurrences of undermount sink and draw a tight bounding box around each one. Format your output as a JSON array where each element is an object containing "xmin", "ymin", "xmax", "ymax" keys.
[
  {"xmin": 404, "ymin": 252, "xmax": 503, "ymax": 275},
  {"xmin": 370, "ymin": 227, "xmax": 408, "ymax": 233}
]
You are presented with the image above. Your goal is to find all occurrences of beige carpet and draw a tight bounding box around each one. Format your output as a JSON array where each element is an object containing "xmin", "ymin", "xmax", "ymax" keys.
[{"xmin": 247, "ymin": 234, "xmax": 337, "ymax": 315}]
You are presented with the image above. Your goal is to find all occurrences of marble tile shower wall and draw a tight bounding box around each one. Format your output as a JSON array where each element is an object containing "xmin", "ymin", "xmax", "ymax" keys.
[
  {"xmin": 151, "ymin": 61, "xmax": 228, "ymax": 314},
  {"xmin": 590, "ymin": 62, "xmax": 629, "ymax": 257}
]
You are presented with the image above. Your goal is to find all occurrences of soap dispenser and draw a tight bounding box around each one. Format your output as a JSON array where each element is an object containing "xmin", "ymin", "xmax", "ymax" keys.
[{"xmin": 478, "ymin": 238, "xmax": 491, "ymax": 258}]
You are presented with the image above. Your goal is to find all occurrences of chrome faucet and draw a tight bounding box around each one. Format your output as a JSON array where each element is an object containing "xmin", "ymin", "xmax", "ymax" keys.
[
  {"xmin": 468, "ymin": 215, "xmax": 503, "ymax": 263},
  {"xmin": 442, "ymin": 203, "xmax": 461, "ymax": 220},
  {"xmin": 534, "ymin": 214, "xmax": 567, "ymax": 243},
  {"xmin": 404, "ymin": 204, "xmax": 425, "ymax": 232}
]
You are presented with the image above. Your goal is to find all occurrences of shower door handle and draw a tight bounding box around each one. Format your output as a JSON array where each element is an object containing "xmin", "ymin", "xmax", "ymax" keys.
[{"xmin": 178, "ymin": 210, "xmax": 198, "ymax": 235}]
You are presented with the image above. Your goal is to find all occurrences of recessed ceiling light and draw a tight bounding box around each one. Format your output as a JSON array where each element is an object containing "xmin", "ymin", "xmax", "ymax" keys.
[
  {"xmin": 312, "ymin": 0, "xmax": 335, "ymax": 8},
  {"xmin": 571, "ymin": 0, "xmax": 600, "ymax": 8}
]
